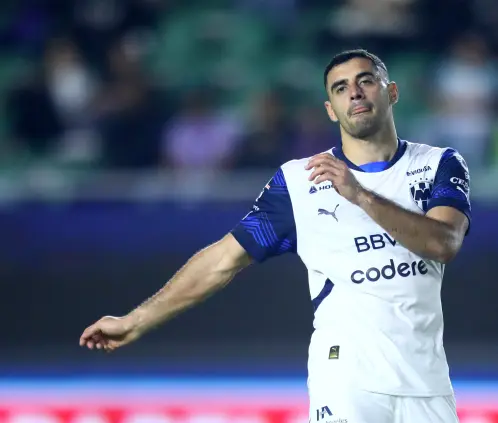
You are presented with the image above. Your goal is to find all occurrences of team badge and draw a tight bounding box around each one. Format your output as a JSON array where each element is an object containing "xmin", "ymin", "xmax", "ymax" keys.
[{"xmin": 409, "ymin": 179, "xmax": 433, "ymax": 212}]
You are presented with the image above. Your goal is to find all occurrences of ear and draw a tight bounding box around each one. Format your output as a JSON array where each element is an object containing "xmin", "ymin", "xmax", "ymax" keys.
[
  {"xmin": 324, "ymin": 101, "xmax": 338, "ymax": 122},
  {"xmin": 388, "ymin": 82, "xmax": 399, "ymax": 105}
]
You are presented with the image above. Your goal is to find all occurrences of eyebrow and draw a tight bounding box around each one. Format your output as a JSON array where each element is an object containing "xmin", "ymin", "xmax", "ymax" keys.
[{"xmin": 329, "ymin": 71, "xmax": 376, "ymax": 93}]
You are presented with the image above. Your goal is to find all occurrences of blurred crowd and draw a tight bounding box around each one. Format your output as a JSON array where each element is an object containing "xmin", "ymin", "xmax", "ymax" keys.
[{"xmin": 1, "ymin": 0, "xmax": 498, "ymax": 174}]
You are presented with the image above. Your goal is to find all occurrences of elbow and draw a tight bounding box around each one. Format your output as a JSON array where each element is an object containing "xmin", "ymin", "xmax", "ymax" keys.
[
  {"xmin": 425, "ymin": 220, "xmax": 466, "ymax": 264},
  {"xmin": 431, "ymin": 241, "xmax": 459, "ymax": 264},
  {"xmin": 435, "ymin": 249, "xmax": 457, "ymax": 265}
]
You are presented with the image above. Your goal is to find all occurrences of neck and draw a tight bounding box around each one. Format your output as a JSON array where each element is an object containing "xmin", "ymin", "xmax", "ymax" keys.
[{"xmin": 340, "ymin": 120, "xmax": 398, "ymax": 166}]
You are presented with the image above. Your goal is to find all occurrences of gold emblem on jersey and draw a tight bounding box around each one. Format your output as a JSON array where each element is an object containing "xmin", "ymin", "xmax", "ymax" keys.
[{"xmin": 329, "ymin": 345, "xmax": 340, "ymax": 359}]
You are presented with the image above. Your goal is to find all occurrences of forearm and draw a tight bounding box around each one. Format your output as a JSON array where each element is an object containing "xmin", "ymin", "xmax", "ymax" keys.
[
  {"xmin": 357, "ymin": 189, "xmax": 460, "ymax": 263},
  {"xmin": 127, "ymin": 236, "xmax": 250, "ymax": 334}
]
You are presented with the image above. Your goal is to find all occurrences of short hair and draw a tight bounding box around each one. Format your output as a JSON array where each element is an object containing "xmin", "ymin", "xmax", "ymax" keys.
[{"xmin": 323, "ymin": 49, "xmax": 389, "ymax": 88}]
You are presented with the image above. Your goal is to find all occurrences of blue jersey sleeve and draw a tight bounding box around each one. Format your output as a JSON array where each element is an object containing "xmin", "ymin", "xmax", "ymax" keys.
[
  {"xmin": 231, "ymin": 168, "xmax": 297, "ymax": 263},
  {"xmin": 427, "ymin": 148, "xmax": 471, "ymax": 232}
]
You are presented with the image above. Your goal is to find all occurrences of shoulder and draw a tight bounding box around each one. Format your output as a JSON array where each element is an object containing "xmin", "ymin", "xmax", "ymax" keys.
[
  {"xmin": 404, "ymin": 140, "xmax": 468, "ymax": 169},
  {"xmin": 404, "ymin": 140, "xmax": 445, "ymax": 157},
  {"xmin": 280, "ymin": 149, "xmax": 332, "ymax": 175},
  {"xmin": 280, "ymin": 157, "xmax": 308, "ymax": 175},
  {"xmin": 275, "ymin": 153, "xmax": 328, "ymax": 197},
  {"xmin": 438, "ymin": 147, "xmax": 469, "ymax": 169}
]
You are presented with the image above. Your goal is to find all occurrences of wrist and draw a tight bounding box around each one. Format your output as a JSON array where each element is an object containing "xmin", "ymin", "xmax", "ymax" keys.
[
  {"xmin": 356, "ymin": 187, "xmax": 374, "ymax": 208},
  {"xmin": 124, "ymin": 310, "xmax": 143, "ymax": 334}
]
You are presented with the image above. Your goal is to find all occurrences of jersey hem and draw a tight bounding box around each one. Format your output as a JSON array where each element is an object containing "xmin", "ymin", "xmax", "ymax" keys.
[
  {"xmin": 358, "ymin": 387, "xmax": 454, "ymax": 397},
  {"xmin": 229, "ymin": 229, "xmax": 266, "ymax": 263}
]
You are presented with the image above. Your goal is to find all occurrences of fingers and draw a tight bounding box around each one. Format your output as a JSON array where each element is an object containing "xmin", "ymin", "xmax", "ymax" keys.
[
  {"xmin": 92, "ymin": 333, "xmax": 107, "ymax": 350},
  {"xmin": 313, "ymin": 173, "xmax": 336, "ymax": 185},
  {"xmin": 306, "ymin": 156, "xmax": 345, "ymax": 181},
  {"xmin": 305, "ymin": 154, "xmax": 348, "ymax": 187},
  {"xmin": 80, "ymin": 330, "xmax": 113, "ymax": 351},
  {"xmin": 305, "ymin": 153, "xmax": 343, "ymax": 171},
  {"xmin": 80, "ymin": 315, "xmax": 129, "ymax": 353},
  {"xmin": 305, "ymin": 153, "xmax": 333, "ymax": 170},
  {"xmin": 79, "ymin": 322, "xmax": 109, "ymax": 350},
  {"xmin": 308, "ymin": 166, "xmax": 340, "ymax": 183},
  {"xmin": 79, "ymin": 323, "xmax": 100, "ymax": 347}
]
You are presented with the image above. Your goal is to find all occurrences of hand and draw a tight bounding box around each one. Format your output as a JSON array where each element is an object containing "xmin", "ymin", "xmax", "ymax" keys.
[
  {"xmin": 305, "ymin": 153, "xmax": 365, "ymax": 205},
  {"xmin": 79, "ymin": 315, "xmax": 141, "ymax": 353}
]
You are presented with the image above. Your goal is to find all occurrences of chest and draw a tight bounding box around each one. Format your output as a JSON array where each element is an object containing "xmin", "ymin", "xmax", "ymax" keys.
[{"xmin": 293, "ymin": 164, "xmax": 437, "ymax": 258}]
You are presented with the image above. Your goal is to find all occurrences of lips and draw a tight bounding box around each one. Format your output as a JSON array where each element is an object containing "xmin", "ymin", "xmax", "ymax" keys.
[{"xmin": 351, "ymin": 106, "xmax": 371, "ymax": 115}]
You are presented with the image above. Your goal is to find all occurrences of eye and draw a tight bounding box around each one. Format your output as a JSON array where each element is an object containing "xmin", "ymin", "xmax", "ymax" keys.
[
  {"xmin": 359, "ymin": 78, "xmax": 374, "ymax": 85},
  {"xmin": 336, "ymin": 86, "xmax": 346, "ymax": 94}
]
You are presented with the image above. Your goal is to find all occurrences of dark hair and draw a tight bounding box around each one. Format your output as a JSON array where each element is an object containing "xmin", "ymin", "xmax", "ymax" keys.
[{"xmin": 323, "ymin": 49, "xmax": 389, "ymax": 88}]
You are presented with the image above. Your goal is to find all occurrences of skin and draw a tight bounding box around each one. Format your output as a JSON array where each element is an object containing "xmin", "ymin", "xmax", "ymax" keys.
[
  {"xmin": 305, "ymin": 57, "xmax": 469, "ymax": 264},
  {"xmin": 79, "ymin": 234, "xmax": 251, "ymax": 352},
  {"xmin": 79, "ymin": 57, "xmax": 469, "ymax": 353},
  {"xmin": 324, "ymin": 57, "xmax": 399, "ymax": 164}
]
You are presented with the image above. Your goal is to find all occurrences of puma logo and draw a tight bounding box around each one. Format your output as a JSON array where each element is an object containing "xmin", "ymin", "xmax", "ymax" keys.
[{"xmin": 318, "ymin": 205, "xmax": 339, "ymax": 222}]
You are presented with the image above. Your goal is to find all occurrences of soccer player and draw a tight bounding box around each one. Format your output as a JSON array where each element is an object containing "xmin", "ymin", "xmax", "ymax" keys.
[{"xmin": 80, "ymin": 49, "xmax": 471, "ymax": 423}]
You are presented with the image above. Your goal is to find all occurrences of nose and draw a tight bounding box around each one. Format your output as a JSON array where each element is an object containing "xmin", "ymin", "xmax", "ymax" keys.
[{"xmin": 350, "ymin": 85, "xmax": 365, "ymax": 101}]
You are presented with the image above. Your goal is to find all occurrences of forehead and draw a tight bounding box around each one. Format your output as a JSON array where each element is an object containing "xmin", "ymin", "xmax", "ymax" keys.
[{"xmin": 326, "ymin": 57, "xmax": 377, "ymax": 87}]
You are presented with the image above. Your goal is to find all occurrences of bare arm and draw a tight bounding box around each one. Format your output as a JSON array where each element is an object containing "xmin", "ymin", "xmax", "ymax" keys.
[
  {"xmin": 357, "ymin": 191, "xmax": 469, "ymax": 263},
  {"xmin": 127, "ymin": 233, "xmax": 251, "ymax": 333},
  {"xmin": 306, "ymin": 150, "xmax": 471, "ymax": 265},
  {"xmin": 81, "ymin": 166, "xmax": 297, "ymax": 352},
  {"xmin": 80, "ymin": 233, "xmax": 251, "ymax": 350}
]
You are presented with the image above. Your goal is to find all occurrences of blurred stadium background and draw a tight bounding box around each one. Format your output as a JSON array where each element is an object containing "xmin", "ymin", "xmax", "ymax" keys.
[{"xmin": 0, "ymin": 0, "xmax": 497, "ymax": 422}]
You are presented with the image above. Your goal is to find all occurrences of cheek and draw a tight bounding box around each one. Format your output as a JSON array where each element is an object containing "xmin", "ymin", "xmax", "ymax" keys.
[
  {"xmin": 336, "ymin": 109, "xmax": 351, "ymax": 125},
  {"xmin": 372, "ymin": 91, "xmax": 389, "ymax": 108},
  {"xmin": 328, "ymin": 103, "xmax": 346, "ymax": 122}
]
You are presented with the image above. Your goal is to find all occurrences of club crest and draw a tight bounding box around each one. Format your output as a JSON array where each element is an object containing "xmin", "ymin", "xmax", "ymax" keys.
[{"xmin": 409, "ymin": 179, "xmax": 433, "ymax": 212}]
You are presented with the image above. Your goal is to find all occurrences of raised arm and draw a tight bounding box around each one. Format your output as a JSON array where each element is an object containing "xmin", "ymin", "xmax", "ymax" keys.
[
  {"xmin": 355, "ymin": 149, "xmax": 471, "ymax": 263},
  {"xmin": 306, "ymin": 148, "xmax": 471, "ymax": 264}
]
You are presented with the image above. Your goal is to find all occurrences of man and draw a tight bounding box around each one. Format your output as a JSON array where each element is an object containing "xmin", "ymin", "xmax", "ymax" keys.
[{"xmin": 80, "ymin": 49, "xmax": 471, "ymax": 423}]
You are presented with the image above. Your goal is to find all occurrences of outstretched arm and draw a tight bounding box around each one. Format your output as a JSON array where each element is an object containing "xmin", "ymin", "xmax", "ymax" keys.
[
  {"xmin": 79, "ymin": 234, "xmax": 251, "ymax": 351},
  {"xmin": 80, "ymin": 167, "xmax": 297, "ymax": 352},
  {"xmin": 128, "ymin": 233, "xmax": 251, "ymax": 332}
]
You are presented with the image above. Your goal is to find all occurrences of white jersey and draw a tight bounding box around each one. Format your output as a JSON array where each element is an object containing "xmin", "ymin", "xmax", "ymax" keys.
[{"xmin": 232, "ymin": 139, "xmax": 471, "ymax": 397}]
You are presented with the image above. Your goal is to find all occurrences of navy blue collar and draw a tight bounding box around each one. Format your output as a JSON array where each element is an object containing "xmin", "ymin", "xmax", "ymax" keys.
[{"xmin": 332, "ymin": 138, "xmax": 407, "ymax": 173}]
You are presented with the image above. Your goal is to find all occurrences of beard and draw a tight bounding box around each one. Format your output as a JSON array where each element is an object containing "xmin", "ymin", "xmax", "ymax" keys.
[{"xmin": 341, "ymin": 112, "xmax": 384, "ymax": 139}]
